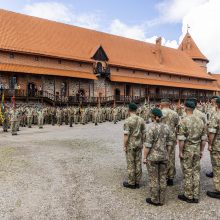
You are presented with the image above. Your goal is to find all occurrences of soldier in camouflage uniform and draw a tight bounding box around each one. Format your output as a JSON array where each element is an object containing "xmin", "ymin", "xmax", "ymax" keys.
[
  {"xmin": 160, "ymin": 99, "xmax": 179, "ymax": 186},
  {"xmin": 178, "ymin": 101, "xmax": 207, "ymax": 203},
  {"xmin": 10, "ymin": 108, "xmax": 18, "ymax": 135},
  {"xmin": 143, "ymin": 108, "xmax": 174, "ymax": 206},
  {"xmin": 27, "ymin": 107, "xmax": 33, "ymax": 128},
  {"xmin": 123, "ymin": 103, "xmax": 146, "ymax": 189},
  {"xmin": 207, "ymin": 97, "xmax": 220, "ymax": 199},
  {"xmin": 206, "ymin": 96, "xmax": 218, "ymax": 178}
]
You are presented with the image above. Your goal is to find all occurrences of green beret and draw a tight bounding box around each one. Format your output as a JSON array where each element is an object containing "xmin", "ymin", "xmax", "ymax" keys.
[
  {"xmin": 151, "ymin": 108, "xmax": 163, "ymax": 117},
  {"xmin": 187, "ymin": 98, "xmax": 197, "ymax": 106},
  {"xmin": 160, "ymin": 98, "xmax": 170, "ymax": 104},
  {"xmin": 185, "ymin": 100, "xmax": 195, "ymax": 109},
  {"xmin": 129, "ymin": 103, "xmax": 137, "ymax": 111},
  {"xmin": 211, "ymin": 96, "xmax": 219, "ymax": 100},
  {"xmin": 216, "ymin": 97, "xmax": 220, "ymax": 104}
]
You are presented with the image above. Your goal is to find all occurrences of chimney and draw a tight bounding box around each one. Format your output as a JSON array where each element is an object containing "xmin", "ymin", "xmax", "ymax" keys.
[{"xmin": 155, "ymin": 37, "xmax": 163, "ymax": 64}]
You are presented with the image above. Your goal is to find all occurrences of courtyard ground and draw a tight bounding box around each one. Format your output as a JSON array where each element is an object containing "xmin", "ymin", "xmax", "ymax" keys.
[{"xmin": 0, "ymin": 122, "xmax": 219, "ymax": 220}]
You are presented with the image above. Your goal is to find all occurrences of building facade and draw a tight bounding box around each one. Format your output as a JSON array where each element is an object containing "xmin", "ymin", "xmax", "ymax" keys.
[{"xmin": 0, "ymin": 9, "xmax": 219, "ymax": 105}]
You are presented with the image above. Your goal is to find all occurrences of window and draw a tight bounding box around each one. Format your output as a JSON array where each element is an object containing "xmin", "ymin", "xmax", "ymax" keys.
[
  {"xmin": 35, "ymin": 56, "xmax": 39, "ymax": 61},
  {"xmin": 116, "ymin": 68, "xmax": 119, "ymax": 72},
  {"xmin": 9, "ymin": 76, "xmax": 17, "ymax": 89},
  {"xmin": 159, "ymin": 74, "xmax": 161, "ymax": 77},
  {"xmin": 189, "ymin": 77, "xmax": 191, "ymax": 81},
  {"xmin": 133, "ymin": 70, "xmax": 136, "ymax": 74},
  {"xmin": 79, "ymin": 62, "xmax": 82, "ymax": 67},
  {"xmin": 9, "ymin": 53, "xmax": 14, "ymax": 59},
  {"xmin": 58, "ymin": 59, "xmax": 62, "ymax": 64}
]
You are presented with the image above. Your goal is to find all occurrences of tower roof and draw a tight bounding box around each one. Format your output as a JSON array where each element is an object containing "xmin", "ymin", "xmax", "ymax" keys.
[{"xmin": 178, "ymin": 32, "xmax": 209, "ymax": 62}]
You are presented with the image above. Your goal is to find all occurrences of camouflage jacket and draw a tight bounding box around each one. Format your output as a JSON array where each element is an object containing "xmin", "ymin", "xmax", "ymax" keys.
[
  {"xmin": 161, "ymin": 108, "xmax": 179, "ymax": 137},
  {"xmin": 208, "ymin": 111, "xmax": 220, "ymax": 151},
  {"xmin": 193, "ymin": 108, "xmax": 207, "ymax": 125},
  {"xmin": 144, "ymin": 122, "xmax": 174, "ymax": 162},
  {"xmin": 178, "ymin": 114, "xmax": 207, "ymax": 149},
  {"xmin": 124, "ymin": 114, "xmax": 146, "ymax": 149}
]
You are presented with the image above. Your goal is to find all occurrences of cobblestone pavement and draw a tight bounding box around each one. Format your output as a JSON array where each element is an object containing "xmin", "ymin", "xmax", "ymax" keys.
[{"xmin": 0, "ymin": 122, "xmax": 219, "ymax": 220}]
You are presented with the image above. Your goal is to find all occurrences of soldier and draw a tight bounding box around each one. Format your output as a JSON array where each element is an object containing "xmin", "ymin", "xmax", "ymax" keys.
[
  {"xmin": 10, "ymin": 108, "xmax": 18, "ymax": 135},
  {"xmin": 51, "ymin": 107, "xmax": 56, "ymax": 126},
  {"xmin": 37, "ymin": 108, "xmax": 44, "ymax": 129},
  {"xmin": 2, "ymin": 109, "xmax": 9, "ymax": 132},
  {"xmin": 68, "ymin": 107, "xmax": 74, "ymax": 127},
  {"xmin": 178, "ymin": 101, "xmax": 207, "ymax": 203},
  {"xmin": 143, "ymin": 108, "xmax": 174, "ymax": 206},
  {"xmin": 206, "ymin": 95, "xmax": 218, "ymax": 178},
  {"xmin": 207, "ymin": 97, "xmax": 220, "ymax": 199},
  {"xmin": 123, "ymin": 103, "xmax": 146, "ymax": 189},
  {"xmin": 160, "ymin": 99, "xmax": 179, "ymax": 186},
  {"xmin": 113, "ymin": 107, "xmax": 118, "ymax": 124},
  {"xmin": 56, "ymin": 108, "xmax": 62, "ymax": 126},
  {"xmin": 27, "ymin": 107, "xmax": 33, "ymax": 128}
]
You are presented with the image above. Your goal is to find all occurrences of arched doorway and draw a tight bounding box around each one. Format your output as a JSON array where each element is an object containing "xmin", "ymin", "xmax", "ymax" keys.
[
  {"xmin": 77, "ymin": 89, "xmax": 85, "ymax": 102},
  {"xmin": 61, "ymin": 82, "xmax": 67, "ymax": 97},
  {"xmin": 115, "ymin": 88, "xmax": 120, "ymax": 101},
  {"xmin": 28, "ymin": 82, "xmax": 36, "ymax": 96}
]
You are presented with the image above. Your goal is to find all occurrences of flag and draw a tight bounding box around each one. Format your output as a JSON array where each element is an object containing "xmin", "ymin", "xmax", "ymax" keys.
[
  {"xmin": 1, "ymin": 92, "xmax": 5, "ymax": 112},
  {"xmin": 12, "ymin": 95, "xmax": 16, "ymax": 109}
]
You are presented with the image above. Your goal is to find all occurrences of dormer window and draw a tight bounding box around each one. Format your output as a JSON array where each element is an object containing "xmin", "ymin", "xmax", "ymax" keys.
[{"xmin": 9, "ymin": 53, "xmax": 14, "ymax": 59}]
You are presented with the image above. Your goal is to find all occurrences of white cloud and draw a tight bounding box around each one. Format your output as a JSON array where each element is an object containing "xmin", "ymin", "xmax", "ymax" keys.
[
  {"xmin": 145, "ymin": 36, "xmax": 178, "ymax": 48},
  {"xmin": 178, "ymin": 0, "xmax": 220, "ymax": 72},
  {"xmin": 23, "ymin": 1, "xmax": 100, "ymax": 30},
  {"xmin": 109, "ymin": 19, "xmax": 146, "ymax": 41},
  {"xmin": 109, "ymin": 19, "xmax": 178, "ymax": 48},
  {"xmin": 157, "ymin": 0, "xmax": 208, "ymax": 23}
]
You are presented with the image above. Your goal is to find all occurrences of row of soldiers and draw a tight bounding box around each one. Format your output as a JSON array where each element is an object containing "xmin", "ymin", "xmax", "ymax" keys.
[
  {"xmin": 123, "ymin": 96, "xmax": 220, "ymax": 206},
  {"xmin": 0, "ymin": 105, "xmax": 133, "ymax": 135},
  {"xmin": 0, "ymin": 98, "xmax": 218, "ymax": 135}
]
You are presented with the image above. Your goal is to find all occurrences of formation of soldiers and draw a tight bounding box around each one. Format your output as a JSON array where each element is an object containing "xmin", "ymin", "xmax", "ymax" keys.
[
  {"xmin": 0, "ymin": 105, "xmax": 132, "ymax": 135},
  {"xmin": 1, "ymin": 97, "xmax": 219, "ymax": 207},
  {"xmin": 123, "ymin": 96, "xmax": 220, "ymax": 206}
]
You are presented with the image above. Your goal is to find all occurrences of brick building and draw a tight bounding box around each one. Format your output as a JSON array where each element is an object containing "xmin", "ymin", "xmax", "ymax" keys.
[{"xmin": 0, "ymin": 9, "xmax": 219, "ymax": 105}]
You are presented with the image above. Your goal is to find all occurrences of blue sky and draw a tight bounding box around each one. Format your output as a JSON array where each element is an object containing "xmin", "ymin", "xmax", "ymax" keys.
[
  {"xmin": 0, "ymin": 0, "xmax": 220, "ymax": 72},
  {"xmin": 0, "ymin": 0, "xmax": 182, "ymax": 44}
]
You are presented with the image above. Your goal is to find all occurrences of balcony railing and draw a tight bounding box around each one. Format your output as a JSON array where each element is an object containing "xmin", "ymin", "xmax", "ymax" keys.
[{"xmin": 0, "ymin": 89, "xmax": 214, "ymax": 105}]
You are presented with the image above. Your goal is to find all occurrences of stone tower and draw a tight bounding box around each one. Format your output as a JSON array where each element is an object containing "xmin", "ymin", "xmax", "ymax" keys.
[{"xmin": 179, "ymin": 32, "xmax": 209, "ymax": 72}]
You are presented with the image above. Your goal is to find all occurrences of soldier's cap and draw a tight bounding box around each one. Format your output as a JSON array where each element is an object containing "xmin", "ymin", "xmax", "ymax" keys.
[
  {"xmin": 211, "ymin": 95, "xmax": 219, "ymax": 100},
  {"xmin": 185, "ymin": 100, "xmax": 195, "ymax": 109},
  {"xmin": 160, "ymin": 98, "xmax": 170, "ymax": 104},
  {"xmin": 186, "ymin": 98, "xmax": 197, "ymax": 106},
  {"xmin": 151, "ymin": 108, "xmax": 163, "ymax": 117},
  {"xmin": 129, "ymin": 103, "xmax": 138, "ymax": 111},
  {"xmin": 216, "ymin": 97, "xmax": 220, "ymax": 105}
]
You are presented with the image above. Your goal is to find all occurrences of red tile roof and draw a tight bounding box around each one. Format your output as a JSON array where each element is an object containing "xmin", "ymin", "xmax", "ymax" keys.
[
  {"xmin": 0, "ymin": 63, "xmax": 97, "ymax": 79},
  {"xmin": 110, "ymin": 75, "xmax": 219, "ymax": 91},
  {"xmin": 178, "ymin": 33, "xmax": 209, "ymax": 62},
  {"xmin": 0, "ymin": 9, "xmax": 214, "ymax": 81}
]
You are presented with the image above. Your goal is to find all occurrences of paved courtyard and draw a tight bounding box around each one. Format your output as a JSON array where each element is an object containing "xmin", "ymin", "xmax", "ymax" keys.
[{"xmin": 0, "ymin": 122, "xmax": 219, "ymax": 220}]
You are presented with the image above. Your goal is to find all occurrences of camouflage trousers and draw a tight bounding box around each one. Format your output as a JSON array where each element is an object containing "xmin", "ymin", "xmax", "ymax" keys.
[
  {"xmin": 27, "ymin": 116, "xmax": 32, "ymax": 128},
  {"xmin": 147, "ymin": 160, "xmax": 167, "ymax": 204},
  {"xmin": 11, "ymin": 121, "xmax": 17, "ymax": 135},
  {"xmin": 167, "ymin": 144, "xmax": 176, "ymax": 180},
  {"xmin": 180, "ymin": 149, "xmax": 200, "ymax": 200},
  {"xmin": 211, "ymin": 151, "xmax": 220, "ymax": 192},
  {"xmin": 126, "ymin": 148, "xmax": 142, "ymax": 185},
  {"xmin": 38, "ymin": 116, "xmax": 44, "ymax": 128}
]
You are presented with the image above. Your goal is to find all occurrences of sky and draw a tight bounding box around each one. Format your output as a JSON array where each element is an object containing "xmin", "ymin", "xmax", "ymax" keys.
[{"xmin": 0, "ymin": 0, "xmax": 220, "ymax": 72}]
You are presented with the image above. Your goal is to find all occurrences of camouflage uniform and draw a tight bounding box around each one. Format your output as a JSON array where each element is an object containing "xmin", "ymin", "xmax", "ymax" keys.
[
  {"xmin": 37, "ymin": 109, "xmax": 44, "ymax": 129},
  {"xmin": 10, "ymin": 109, "xmax": 18, "ymax": 135},
  {"xmin": 178, "ymin": 114, "xmax": 207, "ymax": 200},
  {"xmin": 208, "ymin": 111, "xmax": 220, "ymax": 193},
  {"xmin": 144, "ymin": 122, "xmax": 174, "ymax": 204},
  {"xmin": 124, "ymin": 114, "xmax": 146, "ymax": 185},
  {"xmin": 161, "ymin": 108, "xmax": 179, "ymax": 181}
]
